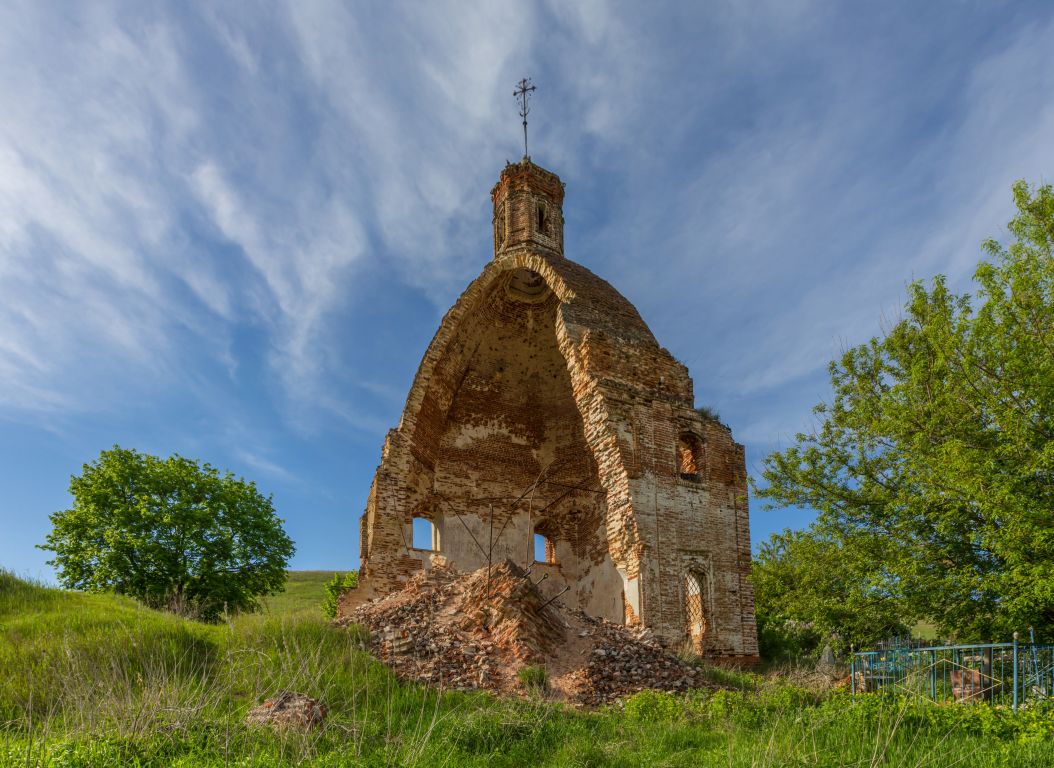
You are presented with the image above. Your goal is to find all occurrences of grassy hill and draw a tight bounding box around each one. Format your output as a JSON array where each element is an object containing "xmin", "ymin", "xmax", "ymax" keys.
[
  {"xmin": 259, "ymin": 570, "xmax": 341, "ymax": 617},
  {"xmin": 1, "ymin": 570, "xmax": 1052, "ymax": 767}
]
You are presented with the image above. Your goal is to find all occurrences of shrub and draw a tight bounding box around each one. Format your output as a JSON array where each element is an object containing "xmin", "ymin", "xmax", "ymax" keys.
[
  {"xmin": 517, "ymin": 665, "xmax": 549, "ymax": 692},
  {"xmin": 320, "ymin": 571, "xmax": 358, "ymax": 619},
  {"xmin": 624, "ymin": 689, "xmax": 682, "ymax": 723}
]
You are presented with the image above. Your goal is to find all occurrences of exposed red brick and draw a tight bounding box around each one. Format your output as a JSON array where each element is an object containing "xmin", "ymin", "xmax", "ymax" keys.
[{"xmin": 340, "ymin": 159, "xmax": 758, "ymax": 662}]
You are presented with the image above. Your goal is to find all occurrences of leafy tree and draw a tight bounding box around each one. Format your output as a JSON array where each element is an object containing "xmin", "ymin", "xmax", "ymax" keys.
[
  {"xmin": 752, "ymin": 529, "xmax": 909, "ymax": 660},
  {"xmin": 753, "ymin": 181, "xmax": 1054, "ymax": 642},
  {"xmin": 40, "ymin": 446, "xmax": 295, "ymax": 621}
]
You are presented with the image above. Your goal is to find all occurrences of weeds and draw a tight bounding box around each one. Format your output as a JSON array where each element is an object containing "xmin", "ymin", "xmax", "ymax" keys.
[
  {"xmin": 3, "ymin": 571, "xmax": 1054, "ymax": 766},
  {"xmin": 517, "ymin": 665, "xmax": 549, "ymax": 693}
]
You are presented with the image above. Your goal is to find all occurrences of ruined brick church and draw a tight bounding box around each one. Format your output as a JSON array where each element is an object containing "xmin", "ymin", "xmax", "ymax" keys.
[{"xmin": 341, "ymin": 157, "xmax": 758, "ymax": 662}]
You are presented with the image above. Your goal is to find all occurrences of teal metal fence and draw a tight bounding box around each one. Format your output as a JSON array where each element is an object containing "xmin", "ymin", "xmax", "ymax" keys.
[{"xmin": 851, "ymin": 633, "xmax": 1054, "ymax": 710}]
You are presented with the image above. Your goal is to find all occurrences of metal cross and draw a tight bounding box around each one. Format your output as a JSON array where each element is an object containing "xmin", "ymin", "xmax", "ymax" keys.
[{"xmin": 514, "ymin": 77, "xmax": 536, "ymax": 158}]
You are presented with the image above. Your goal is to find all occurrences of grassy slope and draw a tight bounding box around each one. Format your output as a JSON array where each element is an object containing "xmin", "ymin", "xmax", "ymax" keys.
[
  {"xmin": 2, "ymin": 571, "xmax": 1053, "ymax": 767},
  {"xmin": 259, "ymin": 570, "xmax": 340, "ymax": 617}
]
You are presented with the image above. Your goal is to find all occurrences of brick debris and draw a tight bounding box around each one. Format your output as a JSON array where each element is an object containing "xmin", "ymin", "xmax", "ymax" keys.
[{"xmin": 338, "ymin": 559, "xmax": 714, "ymax": 707}]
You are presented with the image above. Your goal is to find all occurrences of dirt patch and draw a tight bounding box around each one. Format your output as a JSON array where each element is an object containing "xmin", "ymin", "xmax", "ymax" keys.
[{"xmin": 337, "ymin": 560, "xmax": 713, "ymax": 707}]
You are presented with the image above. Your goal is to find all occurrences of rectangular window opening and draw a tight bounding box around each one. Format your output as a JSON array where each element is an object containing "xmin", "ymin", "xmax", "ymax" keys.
[
  {"xmin": 533, "ymin": 532, "xmax": 556, "ymax": 564},
  {"xmin": 412, "ymin": 517, "xmax": 437, "ymax": 551}
]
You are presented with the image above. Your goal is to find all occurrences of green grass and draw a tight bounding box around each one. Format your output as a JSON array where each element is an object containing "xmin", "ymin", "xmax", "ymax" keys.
[
  {"xmin": 2, "ymin": 570, "xmax": 1053, "ymax": 767},
  {"xmin": 913, "ymin": 620, "xmax": 941, "ymax": 642},
  {"xmin": 259, "ymin": 570, "xmax": 340, "ymax": 617}
]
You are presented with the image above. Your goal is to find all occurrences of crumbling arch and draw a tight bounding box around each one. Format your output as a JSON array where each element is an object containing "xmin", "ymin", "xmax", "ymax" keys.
[{"xmin": 352, "ymin": 251, "xmax": 674, "ymax": 618}]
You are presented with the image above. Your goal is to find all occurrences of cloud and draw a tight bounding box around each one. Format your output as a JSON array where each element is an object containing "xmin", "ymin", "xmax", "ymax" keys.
[
  {"xmin": 1, "ymin": 0, "xmax": 1051, "ymax": 454},
  {"xmin": 566, "ymin": 5, "xmax": 1054, "ymax": 448},
  {"xmin": 3, "ymin": 0, "xmax": 1054, "ymax": 578},
  {"xmin": 233, "ymin": 448, "xmax": 297, "ymax": 483},
  {"xmin": 0, "ymin": 6, "xmax": 188, "ymax": 412},
  {"xmin": 0, "ymin": 2, "xmax": 370, "ymax": 427}
]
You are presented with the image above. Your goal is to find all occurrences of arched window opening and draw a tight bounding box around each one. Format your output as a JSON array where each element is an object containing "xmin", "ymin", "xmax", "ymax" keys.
[
  {"xmin": 678, "ymin": 433, "xmax": 703, "ymax": 479},
  {"xmin": 495, "ymin": 203, "xmax": 506, "ymax": 247},
  {"xmin": 685, "ymin": 571, "xmax": 707, "ymax": 653},
  {"xmin": 412, "ymin": 517, "xmax": 438, "ymax": 551},
  {"xmin": 533, "ymin": 531, "xmax": 556, "ymax": 564},
  {"xmin": 536, "ymin": 204, "xmax": 547, "ymax": 235}
]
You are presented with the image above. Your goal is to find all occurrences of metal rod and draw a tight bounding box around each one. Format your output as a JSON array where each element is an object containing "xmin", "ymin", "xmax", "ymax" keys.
[
  {"xmin": 433, "ymin": 494, "xmax": 489, "ymax": 560},
  {"xmin": 851, "ymin": 647, "xmax": 856, "ymax": 700},
  {"xmin": 929, "ymin": 650, "xmax": 935, "ymax": 700},
  {"xmin": 538, "ymin": 584, "xmax": 570, "ymax": 612},
  {"xmin": 486, "ymin": 502, "xmax": 494, "ymax": 601},
  {"xmin": 1013, "ymin": 631, "xmax": 1019, "ymax": 711}
]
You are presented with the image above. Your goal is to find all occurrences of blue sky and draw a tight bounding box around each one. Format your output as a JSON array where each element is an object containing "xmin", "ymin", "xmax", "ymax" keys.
[{"xmin": 2, "ymin": 1, "xmax": 1053, "ymax": 580}]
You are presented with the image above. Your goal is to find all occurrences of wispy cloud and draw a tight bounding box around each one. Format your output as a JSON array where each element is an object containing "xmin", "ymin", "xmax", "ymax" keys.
[
  {"xmin": 233, "ymin": 448, "xmax": 297, "ymax": 484},
  {"xmin": 2, "ymin": 1, "xmax": 1053, "ymax": 574},
  {"xmin": 0, "ymin": 2, "xmax": 373, "ymax": 425}
]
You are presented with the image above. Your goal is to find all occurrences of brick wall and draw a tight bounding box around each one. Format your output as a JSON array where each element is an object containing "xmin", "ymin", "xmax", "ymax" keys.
[{"xmin": 340, "ymin": 159, "xmax": 758, "ymax": 663}]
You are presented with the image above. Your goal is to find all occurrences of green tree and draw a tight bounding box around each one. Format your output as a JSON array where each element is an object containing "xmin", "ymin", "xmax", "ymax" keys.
[
  {"xmin": 752, "ymin": 529, "xmax": 909, "ymax": 660},
  {"xmin": 40, "ymin": 446, "xmax": 295, "ymax": 621},
  {"xmin": 754, "ymin": 181, "xmax": 1054, "ymax": 642}
]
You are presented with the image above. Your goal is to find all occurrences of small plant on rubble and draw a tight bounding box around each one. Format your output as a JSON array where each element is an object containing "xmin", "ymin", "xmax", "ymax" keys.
[
  {"xmin": 695, "ymin": 404, "xmax": 721, "ymax": 423},
  {"xmin": 321, "ymin": 571, "xmax": 358, "ymax": 619},
  {"xmin": 518, "ymin": 665, "xmax": 549, "ymax": 693}
]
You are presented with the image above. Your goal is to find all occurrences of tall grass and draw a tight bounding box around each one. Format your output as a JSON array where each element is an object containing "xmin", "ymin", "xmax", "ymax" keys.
[{"xmin": 2, "ymin": 570, "xmax": 1053, "ymax": 767}]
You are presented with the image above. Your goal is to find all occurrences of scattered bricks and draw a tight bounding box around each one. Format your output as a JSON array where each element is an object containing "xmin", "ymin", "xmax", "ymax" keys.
[{"xmin": 245, "ymin": 692, "xmax": 327, "ymax": 730}]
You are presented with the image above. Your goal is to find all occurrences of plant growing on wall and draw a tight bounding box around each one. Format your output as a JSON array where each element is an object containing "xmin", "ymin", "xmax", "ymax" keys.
[{"xmin": 321, "ymin": 571, "xmax": 359, "ymax": 619}]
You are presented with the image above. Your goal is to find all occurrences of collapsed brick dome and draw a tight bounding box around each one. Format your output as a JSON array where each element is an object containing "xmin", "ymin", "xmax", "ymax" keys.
[{"xmin": 341, "ymin": 159, "xmax": 758, "ymax": 663}]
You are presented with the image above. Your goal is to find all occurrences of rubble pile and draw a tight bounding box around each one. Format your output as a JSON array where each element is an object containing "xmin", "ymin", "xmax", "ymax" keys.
[
  {"xmin": 245, "ymin": 691, "xmax": 327, "ymax": 730},
  {"xmin": 560, "ymin": 614, "xmax": 708, "ymax": 707},
  {"xmin": 340, "ymin": 560, "xmax": 712, "ymax": 706}
]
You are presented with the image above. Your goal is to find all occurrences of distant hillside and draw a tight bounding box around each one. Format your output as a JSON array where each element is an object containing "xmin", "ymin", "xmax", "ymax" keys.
[{"xmin": 259, "ymin": 570, "xmax": 342, "ymax": 616}]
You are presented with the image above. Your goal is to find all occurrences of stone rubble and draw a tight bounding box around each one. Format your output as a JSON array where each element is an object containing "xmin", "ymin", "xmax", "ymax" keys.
[
  {"xmin": 245, "ymin": 691, "xmax": 327, "ymax": 730},
  {"xmin": 338, "ymin": 560, "xmax": 714, "ymax": 707}
]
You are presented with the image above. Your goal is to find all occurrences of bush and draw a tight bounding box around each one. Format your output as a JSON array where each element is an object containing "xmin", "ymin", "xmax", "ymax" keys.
[
  {"xmin": 320, "ymin": 571, "xmax": 358, "ymax": 619},
  {"xmin": 756, "ymin": 613, "xmax": 824, "ymax": 663},
  {"xmin": 517, "ymin": 665, "xmax": 549, "ymax": 692},
  {"xmin": 624, "ymin": 689, "xmax": 682, "ymax": 723}
]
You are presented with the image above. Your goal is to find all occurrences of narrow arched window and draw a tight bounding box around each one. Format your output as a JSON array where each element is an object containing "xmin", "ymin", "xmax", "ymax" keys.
[
  {"xmin": 495, "ymin": 203, "xmax": 506, "ymax": 247},
  {"xmin": 536, "ymin": 204, "xmax": 547, "ymax": 235},
  {"xmin": 412, "ymin": 517, "xmax": 438, "ymax": 551},
  {"xmin": 678, "ymin": 433, "xmax": 703, "ymax": 479},
  {"xmin": 685, "ymin": 571, "xmax": 707, "ymax": 652}
]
